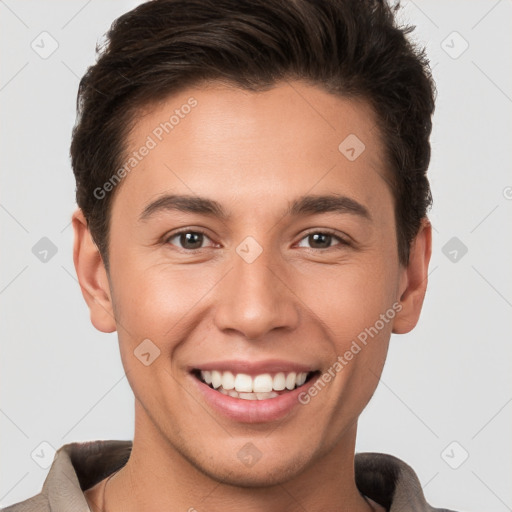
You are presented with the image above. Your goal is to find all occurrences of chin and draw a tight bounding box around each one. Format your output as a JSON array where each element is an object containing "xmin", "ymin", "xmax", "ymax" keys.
[{"xmin": 192, "ymin": 449, "xmax": 312, "ymax": 488}]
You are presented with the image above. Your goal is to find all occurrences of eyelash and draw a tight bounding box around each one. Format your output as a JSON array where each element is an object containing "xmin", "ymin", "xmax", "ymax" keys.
[{"xmin": 164, "ymin": 228, "xmax": 350, "ymax": 251}]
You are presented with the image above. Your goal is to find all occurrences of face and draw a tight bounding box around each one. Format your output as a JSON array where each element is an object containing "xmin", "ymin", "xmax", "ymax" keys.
[{"xmin": 74, "ymin": 80, "xmax": 430, "ymax": 487}]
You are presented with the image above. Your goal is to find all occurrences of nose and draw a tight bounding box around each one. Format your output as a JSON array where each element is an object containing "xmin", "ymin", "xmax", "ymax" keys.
[{"xmin": 213, "ymin": 245, "xmax": 300, "ymax": 341}]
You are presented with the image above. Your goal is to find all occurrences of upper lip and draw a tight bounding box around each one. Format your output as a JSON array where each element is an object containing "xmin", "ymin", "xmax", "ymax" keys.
[{"xmin": 189, "ymin": 359, "xmax": 316, "ymax": 376}]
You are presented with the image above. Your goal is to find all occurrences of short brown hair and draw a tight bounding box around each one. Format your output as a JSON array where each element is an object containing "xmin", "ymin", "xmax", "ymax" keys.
[{"xmin": 70, "ymin": 0, "xmax": 436, "ymax": 271}]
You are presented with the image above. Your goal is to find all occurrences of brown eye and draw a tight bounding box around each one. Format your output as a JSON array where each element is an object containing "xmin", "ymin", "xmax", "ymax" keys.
[
  {"xmin": 166, "ymin": 231, "xmax": 213, "ymax": 250},
  {"xmin": 297, "ymin": 231, "xmax": 347, "ymax": 250}
]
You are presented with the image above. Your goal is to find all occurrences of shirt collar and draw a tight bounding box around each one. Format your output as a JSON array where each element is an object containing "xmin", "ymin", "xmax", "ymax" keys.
[{"xmin": 38, "ymin": 440, "xmax": 439, "ymax": 512}]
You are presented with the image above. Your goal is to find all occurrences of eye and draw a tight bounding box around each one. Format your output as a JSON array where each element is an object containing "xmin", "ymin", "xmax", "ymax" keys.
[
  {"xmin": 165, "ymin": 230, "xmax": 216, "ymax": 250},
  {"xmin": 296, "ymin": 230, "xmax": 349, "ymax": 250}
]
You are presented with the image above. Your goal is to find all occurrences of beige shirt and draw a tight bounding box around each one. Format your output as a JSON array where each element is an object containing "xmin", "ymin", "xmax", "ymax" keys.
[{"xmin": 0, "ymin": 440, "xmax": 457, "ymax": 512}]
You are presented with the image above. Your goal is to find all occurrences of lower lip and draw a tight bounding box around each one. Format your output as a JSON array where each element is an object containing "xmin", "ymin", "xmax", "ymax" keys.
[{"xmin": 190, "ymin": 373, "xmax": 317, "ymax": 424}]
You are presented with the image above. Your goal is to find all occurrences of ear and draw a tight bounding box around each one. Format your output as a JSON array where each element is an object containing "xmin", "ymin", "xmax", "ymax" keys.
[
  {"xmin": 72, "ymin": 208, "xmax": 117, "ymax": 333},
  {"xmin": 392, "ymin": 218, "xmax": 432, "ymax": 334}
]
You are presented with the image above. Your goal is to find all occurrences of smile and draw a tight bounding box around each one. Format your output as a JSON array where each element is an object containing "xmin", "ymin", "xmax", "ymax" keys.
[
  {"xmin": 188, "ymin": 359, "xmax": 322, "ymax": 422},
  {"xmin": 193, "ymin": 369, "xmax": 318, "ymax": 400}
]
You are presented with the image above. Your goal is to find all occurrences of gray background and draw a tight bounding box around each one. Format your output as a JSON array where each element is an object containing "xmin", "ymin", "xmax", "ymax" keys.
[{"xmin": 1, "ymin": 1, "xmax": 511, "ymax": 510}]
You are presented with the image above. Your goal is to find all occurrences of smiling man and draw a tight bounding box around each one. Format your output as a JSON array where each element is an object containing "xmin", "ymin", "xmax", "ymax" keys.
[{"xmin": 1, "ymin": 0, "xmax": 459, "ymax": 511}]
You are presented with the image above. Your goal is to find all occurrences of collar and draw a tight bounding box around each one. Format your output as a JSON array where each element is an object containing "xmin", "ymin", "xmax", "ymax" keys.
[{"xmin": 26, "ymin": 440, "xmax": 449, "ymax": 512}]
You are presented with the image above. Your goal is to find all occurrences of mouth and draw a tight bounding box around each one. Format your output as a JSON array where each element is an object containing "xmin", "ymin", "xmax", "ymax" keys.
[{"xmin": 191, "ymin": 369, "xmax": 321, "ymax": 401}]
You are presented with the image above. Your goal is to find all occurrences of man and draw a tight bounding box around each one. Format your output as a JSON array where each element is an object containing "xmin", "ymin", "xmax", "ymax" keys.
[{"xmin": 1, "ymin": 0, "xmax": 457, "ymax": 510}]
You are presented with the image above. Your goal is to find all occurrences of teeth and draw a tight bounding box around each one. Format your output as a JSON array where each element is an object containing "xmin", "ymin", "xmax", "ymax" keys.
[
  {"xmin": 202, "ymin": 370, "xmax": 212, "ymax": 384},
  {"xmin": 285, "ymin": 372, "xmax": 297, "ymax": 390},
  {"xmin": 253, "ymin": 374, "xmax": 273, "ymax": 393},
  {"xmin": 239, "ymin": 392, "xmax": 258, "ymax": 400},
  {"xmin": 234, "ymin": 373, "xmax": 253, "ymax": 392},
  {"xmin": 273, "ymin": 372, "xmax": 286, "ymax": 390},
  {"xmin": 221, "ymin": 390, "xmax": 279, "ymax": 400},
  {"xmin": 256, "ymin": 391, "xmax": 278, "ymax": 400},
  {"xmin": 199, "ymin": 370, "xmax": 310, "ymax": 394},
  {"xmin": 221, "ymin": 371, "xmax": 235, "ymax": 390},
  {"xmin": 211, "ymin": 370, "xmax": 222, "ymax": 389}
]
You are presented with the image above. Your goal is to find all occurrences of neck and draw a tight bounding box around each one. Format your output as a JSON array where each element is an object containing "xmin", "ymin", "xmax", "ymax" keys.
[{"xmin": 104, "ymin": 400, "xmax": 373, "ymax": 512}]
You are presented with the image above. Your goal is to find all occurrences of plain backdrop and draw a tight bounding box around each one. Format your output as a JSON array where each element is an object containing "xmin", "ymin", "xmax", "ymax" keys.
[{"xmin": 1, "ymin": 1, "xmax": 511, "ymax": 510}]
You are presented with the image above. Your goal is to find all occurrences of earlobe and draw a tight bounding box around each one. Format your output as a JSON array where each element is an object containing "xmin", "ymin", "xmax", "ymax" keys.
[
  {"xmin": 392, "ymin": 218, "xmax": 432, "ymax": 334},
  {"xmin": 72, "ymin": 208, "xmax": 117, "ymax": 333}
]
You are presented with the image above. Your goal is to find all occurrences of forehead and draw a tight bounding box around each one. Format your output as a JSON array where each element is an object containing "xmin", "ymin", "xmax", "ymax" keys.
[{"xmin": 114, "ymin": 81, "xmax": 391, "ymax": 218}]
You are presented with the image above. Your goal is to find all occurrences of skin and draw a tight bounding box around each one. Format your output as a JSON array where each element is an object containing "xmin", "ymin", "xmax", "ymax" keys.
[{"xmin": 75, "ymin": 80, "xmax": 431, "ymax": 512}]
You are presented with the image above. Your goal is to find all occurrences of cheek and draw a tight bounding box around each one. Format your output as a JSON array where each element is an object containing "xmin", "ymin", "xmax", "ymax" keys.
[
  {"xmin": 110, "ymin": 259, "xmax": 218, "ymax": 348},
  {"xmin": 303, "ymin": 258, "xmax": 398, "ymax": 335}
]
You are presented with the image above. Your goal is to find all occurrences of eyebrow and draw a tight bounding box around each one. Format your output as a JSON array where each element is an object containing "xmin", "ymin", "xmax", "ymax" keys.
[{"xmin": 138, "ymin": 193, "xmax": 371, "ymax": 222}]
